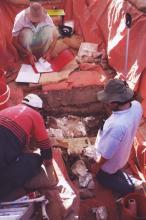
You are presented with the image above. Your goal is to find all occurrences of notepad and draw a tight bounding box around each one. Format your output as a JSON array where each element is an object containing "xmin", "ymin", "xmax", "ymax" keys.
[
  {"xmin": 15, "ymin": 64, "xmax": 40, "ymax": 83},
  {"xmin": 35, "ymin": 57, "xmax": 53, "ymax": 73},
  {"xmin": 15, "ymin": 57, "xmax": 53, "ymax": 83},
  {"xmin": 78, "ymin": 42, "xmax": 98, "ymax": 57}
]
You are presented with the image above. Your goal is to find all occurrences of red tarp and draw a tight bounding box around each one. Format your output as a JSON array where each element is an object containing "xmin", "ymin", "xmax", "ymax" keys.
[
  {"xmin": 64, "ymin": 0, "xmax": 146, "ymax": 89},
  {"xmin": 1, "ymin": 1, "xmax": 146, "ymax": 218},
  {"xmin": 1, "ymin": 0, "xmax": 146, "ymax": 129},
  {"xmin": 1, "ymin": 0, "xmax": 145, "ymax": 82},
  {"xmin": 1, "ymin": 2, "xmax": 146, "ymax": 116},
  {"xmin": 0, "ymin": 1, "xmax": 24, "ymax": 69},
  {"xmin": 1, "ymin": 0, "xmax": 146, "ymax": 89},
  {"xmin": 63, "ymin": 0, "xmax": 146, "ymax": 121}
]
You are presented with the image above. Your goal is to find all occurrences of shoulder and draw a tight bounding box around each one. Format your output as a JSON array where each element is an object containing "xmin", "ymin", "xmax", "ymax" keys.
[
  {"xmin": 45, "ymin": 15, "xmax": 54, "ymax": 26},
  {"xmin": 131, "ymin": 100, "xmax": 143, "ymax": 114},
  {"xmin": 25, "ymin": 105, "xmax": 41, "ymax": 116},
  {"xmin": 23, "ymin": 105, "xmax": 45, "ymax": 124},
  {"xmin": 20, "ymin": 104, "xmax": 39, "ymax": 114},
  {"xmin": 15, "ymin": 9, "xmax": 26, "ymax": 20},
  {"xmin": 131, "ymin": 100, "xmax": 142, "ymax": 107}
]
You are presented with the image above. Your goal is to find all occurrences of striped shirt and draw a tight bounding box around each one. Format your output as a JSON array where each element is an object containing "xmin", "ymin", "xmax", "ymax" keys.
[{"xmin": 0, "ymin": 104, "xmax": 51, "ymax": 149}]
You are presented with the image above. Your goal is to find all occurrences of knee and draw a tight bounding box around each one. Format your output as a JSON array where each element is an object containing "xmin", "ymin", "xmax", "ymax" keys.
[
  {"xmin": 19, "ymin": 28, "xmax": 33, "ymax": 47},
  {"xmin": 41, "ymin": 26, "xmax": 56, "ymax": 42}
]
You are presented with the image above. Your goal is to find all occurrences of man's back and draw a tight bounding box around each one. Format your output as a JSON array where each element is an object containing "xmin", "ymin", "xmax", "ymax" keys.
[{"xmin": 0, "ymin": 104, "xmax": 49, "ymax": 144}]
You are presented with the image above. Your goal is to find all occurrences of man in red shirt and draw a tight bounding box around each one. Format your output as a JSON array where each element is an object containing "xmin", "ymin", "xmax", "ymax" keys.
[{"xmin": 0, "ymin": 93, "xmax": 57, "ymax": 200}]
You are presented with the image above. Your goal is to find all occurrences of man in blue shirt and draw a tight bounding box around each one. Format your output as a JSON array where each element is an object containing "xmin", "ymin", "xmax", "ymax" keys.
[{"xmin": 93, "ymin": 79, "xmax": 143, "ymax": 196}]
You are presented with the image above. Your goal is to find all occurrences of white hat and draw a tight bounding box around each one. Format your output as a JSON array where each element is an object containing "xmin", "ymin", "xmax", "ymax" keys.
[{"xmin": 22, "ymin": 93, "xmax": 43, "ymax": 108}]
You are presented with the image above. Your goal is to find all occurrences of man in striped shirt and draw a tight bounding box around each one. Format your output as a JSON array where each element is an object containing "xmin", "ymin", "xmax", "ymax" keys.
[{"xmin": 0, "ymin": 93, "xmax": 57, "ymax": 200}]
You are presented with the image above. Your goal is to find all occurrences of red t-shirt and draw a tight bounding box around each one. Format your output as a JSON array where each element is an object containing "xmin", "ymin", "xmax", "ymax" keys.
[{"xmin": 0, "ymin": 104, "xmax": 51, "ymax": 149}]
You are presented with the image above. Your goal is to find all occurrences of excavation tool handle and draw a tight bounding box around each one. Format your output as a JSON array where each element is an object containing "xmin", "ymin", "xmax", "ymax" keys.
[
  {"xmin": 125, "ymin": 13, "xmax": 132, "ymax": 28},
  {"xmin": 124, "ymin": 12, "xmax": 132, "ymax": 78}
]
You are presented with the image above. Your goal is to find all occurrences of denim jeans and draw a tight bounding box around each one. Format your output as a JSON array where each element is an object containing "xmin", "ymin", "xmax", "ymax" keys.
[
  {"xmin": 96, "ymin": 169, "xmax": 135, "ymax": 196},
  {"xmin": 0, "ymin": 153, "xmax": 42, "ymax": 200}
]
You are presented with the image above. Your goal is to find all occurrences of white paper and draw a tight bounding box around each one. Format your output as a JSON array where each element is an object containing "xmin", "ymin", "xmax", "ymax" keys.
[
  {"xmin": 78, "ymin": 42, "xmax": 98, "ymax": 57},
  {"xmin": 16, "ymin": 58, "xmax": 52, "ymax": 83},
  {"xmin": 15, "ymin": 64, "xmax": 40, "ymax": 83},
  {"xmin": 0, "ymin": 216, "xmax": 20, "ymax": 219},
  {"xmin": 35, "ymin": 57, "xmax": 53, "ymax": 73}
]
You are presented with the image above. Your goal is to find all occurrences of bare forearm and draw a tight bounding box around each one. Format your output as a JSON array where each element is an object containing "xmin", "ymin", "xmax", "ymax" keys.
[
  {"xmin": 96, "ymin": 156, "xmax": 107, "ymax": 167},
  {"xmin": 12, "ymin": 37, "xmax": 30, "ymax": 56},
  {"xmin": 93, "ymin": 155, "xmax": 108, "ymax": 173},
  {"xmin": 46, "ymin": 37, "xmax": 57, "ymax": 57},
  {"xmin": 44, "ymin": 160, "xmax": 58, "ymax": 187}
]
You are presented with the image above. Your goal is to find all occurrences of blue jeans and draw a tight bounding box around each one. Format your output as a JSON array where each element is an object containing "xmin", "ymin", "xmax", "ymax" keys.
[
  {"xmin": 0, "ymin": 126, "xmax": 42, "ymax": 200},
  {"xmin": 0, "ymin": 153, "xmax": 42, "ymax": 200},
  {"xmin": 96, "ymin": 169, "xmax": 135, "ymax": 196}
]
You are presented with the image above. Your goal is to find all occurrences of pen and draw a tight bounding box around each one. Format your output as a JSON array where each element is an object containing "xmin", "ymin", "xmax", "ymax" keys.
[{"xmin": 31, "ymin": 64, "xmax": 39, "ymax": 74}]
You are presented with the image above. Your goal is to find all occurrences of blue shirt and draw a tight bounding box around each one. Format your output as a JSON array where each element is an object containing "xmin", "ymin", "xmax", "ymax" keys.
[{"xmin": 95, "ymin": 100, "xmax": 143, "ymax": 174}]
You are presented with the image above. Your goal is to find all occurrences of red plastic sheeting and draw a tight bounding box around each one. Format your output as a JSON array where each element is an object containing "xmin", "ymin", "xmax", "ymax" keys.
[
  {"xmin": 1, "ymin": 1, "xmax": 146, "ymax": 83},
  {"xmin": 0, "ymin": 2, "xmax": 146, "ymax": 217},
  {"xmin": 0, "ymin": 1, "xmax": 25, "ymax": 69},
  {"xmin": 133, "ymin": 116, "xmax": 146, "ymax": 179},
  {"xmin": 0, "ymin": 1, "xmax": 64, "ymax": 70},
  {"xmin": 64, "ymin": 0, "xmax": 146, "ymax": 89},
  {"xmin": 43, "ymin": 66, "xmax": 106, "ymax": 91},
  {"xmin": 51, "ymin": 148, "xmax": 79, "ymax": 220},
  {"xmin": 1, "ymin": 0, "xmax": 146, "ymax": 110},
  {"xmin": 137, "ymin": 70, "xmax": 146, "ymax": 118},
  {"xmin": 1, "ymin": 1, "xmax": 146, "ymax": 102},
  {"xmin": 132, "ymin": 64, "xmax": 146, "ymax": 173},
  {"xmin": 79, "ymin": 181, "xmax": 119, "ymax": 220}
]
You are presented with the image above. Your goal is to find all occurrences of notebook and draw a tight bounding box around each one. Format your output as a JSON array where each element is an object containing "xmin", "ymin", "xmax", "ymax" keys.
[
  {"xmin": 15, "ymin": 58, "xmax": 52, "ymax": 83},
  {"xmin": 35, "ymin": 57, "xmax": 52, "ymax": 73},
  {"xmin": 15, "ymin": 64, "xmax": 40, "ymax": 83}
]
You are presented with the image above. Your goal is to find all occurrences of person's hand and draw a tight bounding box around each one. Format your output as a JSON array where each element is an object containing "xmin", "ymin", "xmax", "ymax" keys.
[
  {"xmin": 43, "ymin": 52, "xmax": 51, "ymax": 62},
  {"xmin": 45, "ymin": 164, "xmax": 58, "ymax": 188},
  {"xmin": 92, "ymin": 162, "xmax": 100, "ymax": 173},
  {"xmin": 27, "ymin": 53, "xmax": 37, "ymax": 66},
  {"xmin": 88, "ymin": 161, "xmax": 100, "ymax": 177},
  {"xmin": 11, "ymin": 48, "xmax": 19, "ymax": 62}
]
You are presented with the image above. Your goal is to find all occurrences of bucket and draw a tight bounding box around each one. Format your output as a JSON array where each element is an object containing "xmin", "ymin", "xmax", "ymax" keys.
[
  {"xmin": 50, "ymin": 49, "xmax": 74, "ymax": 72},
  {"xmin": 121, "ymin": 193, "xmax": 146, "ymax": 220},
  {"xmin": 0, "ymin": 83, "xmax": 10, "ymax": 110}
]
